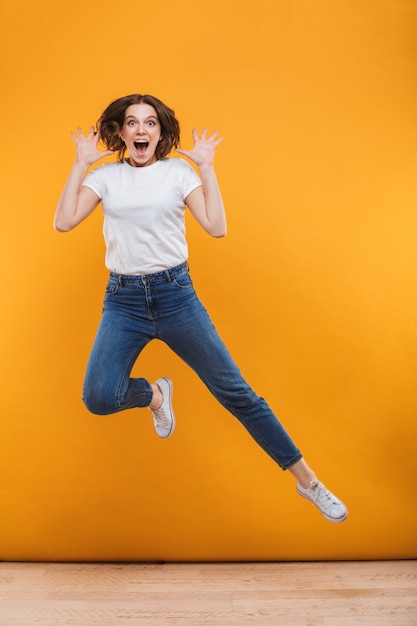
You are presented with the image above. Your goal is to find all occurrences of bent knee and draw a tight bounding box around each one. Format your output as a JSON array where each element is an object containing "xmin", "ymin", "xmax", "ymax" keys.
[{"xmin": 82, "ymin": 391, "xmax": 119, "ymax": 416}]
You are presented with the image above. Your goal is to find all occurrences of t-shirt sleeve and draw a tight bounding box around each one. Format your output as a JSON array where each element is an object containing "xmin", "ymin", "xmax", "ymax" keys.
[
  {"xmin": 179, "ymin": 159, "xmax": 202, "ymax": 199},
  {"xmin": 82, "ymin": 167, "xmax": 102, "ymax": 199}
]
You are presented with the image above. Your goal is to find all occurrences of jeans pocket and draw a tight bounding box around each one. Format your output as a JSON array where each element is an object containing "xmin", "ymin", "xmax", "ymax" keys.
[
  {"xmin": 172, "ymin": 270, "xmax": 193, "ymax": 289},
  {"xmin": 105, "ymin": 278, "xmax": 120, "ymax": 295}
]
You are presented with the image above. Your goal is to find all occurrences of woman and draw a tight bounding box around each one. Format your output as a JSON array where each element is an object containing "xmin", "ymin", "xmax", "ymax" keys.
[{"xmin": 54, "ymin": 93, "xmax": 347, "ymax": 523}]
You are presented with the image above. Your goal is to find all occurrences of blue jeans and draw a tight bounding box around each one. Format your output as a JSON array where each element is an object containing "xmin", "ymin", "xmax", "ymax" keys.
[{"xmin": 83, "ymin": 263, "xmax": 302, "ymax": 470}]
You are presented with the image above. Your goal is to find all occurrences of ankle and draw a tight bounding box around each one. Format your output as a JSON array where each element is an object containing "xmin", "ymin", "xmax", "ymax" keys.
[
  {"xmin": 299, "ymin": 478, "xmax": 317, "ymax": 490},
  {"xmin": 149, "ymin": 383, "xmax": 162, "ymax": 410},
  {"xmin": 288, "ymin": 459, "xmax": 317, "ymax": 489}
]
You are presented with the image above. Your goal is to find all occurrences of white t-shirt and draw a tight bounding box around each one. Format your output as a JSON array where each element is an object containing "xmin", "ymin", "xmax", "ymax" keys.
[{"xmin": 82, "ymin": 158, "xmax": 202, "ymax": 274}]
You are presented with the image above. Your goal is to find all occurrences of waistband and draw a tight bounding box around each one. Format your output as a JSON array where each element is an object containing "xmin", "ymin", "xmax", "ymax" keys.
[{"xmin": 109, "ymin": 262, "xmax": 189, "ymax": 284}]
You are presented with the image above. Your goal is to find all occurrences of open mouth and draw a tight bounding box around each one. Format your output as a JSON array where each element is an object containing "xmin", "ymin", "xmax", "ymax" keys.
[{"xmin": 134, "ymin": 141, "xmax": 149, "ymax": 155}]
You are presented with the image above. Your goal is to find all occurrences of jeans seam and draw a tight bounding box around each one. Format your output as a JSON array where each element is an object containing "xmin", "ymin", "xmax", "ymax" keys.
[
  {"xmin": 164, "ymin": 336, "xmax": 299, "ymax": 471},
  {"xmin": 115, "ymin": 345, "xmax": 146, "ymax": 408},
  {"xmin": 221, "ymin": 399, "xmax": 301, "ymax": 470}
]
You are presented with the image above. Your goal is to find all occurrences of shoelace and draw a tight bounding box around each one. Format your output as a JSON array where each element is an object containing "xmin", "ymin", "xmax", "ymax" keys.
[
  {"xmin": 310, "ymin": 482, "xmax": 338, "ymax": 511},
  {"xmin": 152, "ymin": 407, "xmax": 169, "ymax": 425}
]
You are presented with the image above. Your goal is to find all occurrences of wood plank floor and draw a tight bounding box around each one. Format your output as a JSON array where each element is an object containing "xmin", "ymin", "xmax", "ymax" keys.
[{"xmin": 0, "ymin": 561, "xmax": 416, "ymax": 625}]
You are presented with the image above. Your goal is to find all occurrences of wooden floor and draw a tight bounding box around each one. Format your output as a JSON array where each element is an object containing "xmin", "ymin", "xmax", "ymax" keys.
[{"xmin": 0, "ymin": 561, "xmax": 416, "ymax": 625}]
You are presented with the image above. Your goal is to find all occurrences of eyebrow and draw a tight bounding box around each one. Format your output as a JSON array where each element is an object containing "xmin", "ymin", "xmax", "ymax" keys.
[{"xmin": 125, "ymin": 115, "xmax": 159, "ymax": 121}]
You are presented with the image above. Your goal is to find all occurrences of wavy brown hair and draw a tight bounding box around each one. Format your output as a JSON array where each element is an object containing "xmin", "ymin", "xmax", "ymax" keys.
[{"xmin": 97, "ymin": 94, "xmax": 180, "ymax": 162}]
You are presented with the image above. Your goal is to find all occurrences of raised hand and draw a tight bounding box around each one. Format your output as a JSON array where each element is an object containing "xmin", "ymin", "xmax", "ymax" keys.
[
  {"xmin": 70, "ymin": 126, "xmax": 114, "ymax": 166},
  {"xmin": 176, "ymin": 128, "xmax": 223, "ymax": 167}
]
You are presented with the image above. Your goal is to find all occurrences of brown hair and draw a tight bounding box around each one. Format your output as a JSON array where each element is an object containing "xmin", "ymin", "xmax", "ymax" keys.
[{"xmin": 97, "ymin": 94, "xmax": 180, "ymax": 162}]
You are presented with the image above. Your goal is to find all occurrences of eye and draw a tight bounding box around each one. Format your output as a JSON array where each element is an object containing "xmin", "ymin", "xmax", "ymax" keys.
[
  {"xmin": 127, "ymin": 119, "xmax": 136, "ymax": 126},
  {"xmin": 146, "ymin": 120, "xmax": 156, "ymax": 126}
]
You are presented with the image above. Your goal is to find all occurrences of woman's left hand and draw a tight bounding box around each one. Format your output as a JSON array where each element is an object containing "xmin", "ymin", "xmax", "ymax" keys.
[{"xmin": 176, "ymin": 128, "xmax": 223, "ymax": 167}]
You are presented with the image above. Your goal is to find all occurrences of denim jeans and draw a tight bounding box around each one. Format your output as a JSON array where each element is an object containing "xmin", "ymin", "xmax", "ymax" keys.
[{"xmin": 83, "ymin": 263, "xmax": 302, "ymax": 470}]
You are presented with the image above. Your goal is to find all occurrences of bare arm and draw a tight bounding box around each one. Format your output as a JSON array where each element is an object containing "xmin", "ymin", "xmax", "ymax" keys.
[
  {"xmin": 176, "ymin": 129, "xmax": 226, "ymax": 238},
  {"xmin": 53, "ymin": 126, "xmax": 113, "ymax": 232}
]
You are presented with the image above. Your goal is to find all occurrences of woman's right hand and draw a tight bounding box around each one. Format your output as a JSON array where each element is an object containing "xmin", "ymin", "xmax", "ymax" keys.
[
  {"xmin": 70, "ymin": 126, "xmax": 114, "ymax": 166},
  {"xmin": 54, "ymin": 127, "xmax": 111, "ymax": 232}
]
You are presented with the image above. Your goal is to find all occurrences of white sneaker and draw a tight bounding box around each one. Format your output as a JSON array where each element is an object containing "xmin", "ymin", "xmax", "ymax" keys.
[
  {"xmin": 149, "ymin": 377, "xmax": 175, "ymax": 439},
  {"xmin": 296, "ymin": 480, "xmax": 348, "ymax": 523}
]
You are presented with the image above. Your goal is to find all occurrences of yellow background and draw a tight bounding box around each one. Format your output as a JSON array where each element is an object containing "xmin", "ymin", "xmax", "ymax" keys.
[{"xmin": 1, "ymin": 0, "xmax": 417, "ymax": 561}]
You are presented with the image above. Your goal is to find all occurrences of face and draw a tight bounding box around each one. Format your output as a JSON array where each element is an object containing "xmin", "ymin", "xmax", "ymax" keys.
[{"xmin": 120, "ymin": 103, "xmax": 162, "ymax": 167}]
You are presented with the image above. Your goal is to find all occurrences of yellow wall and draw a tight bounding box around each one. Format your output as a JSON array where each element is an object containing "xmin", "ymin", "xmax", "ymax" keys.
[{"xmin": 1, "ymin": 0, "xmax": 417, "ymax": 560}]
